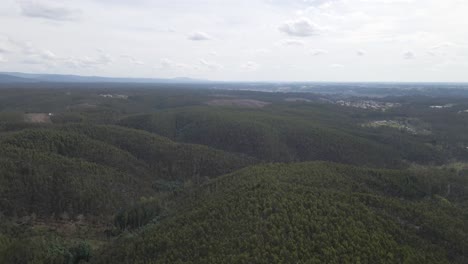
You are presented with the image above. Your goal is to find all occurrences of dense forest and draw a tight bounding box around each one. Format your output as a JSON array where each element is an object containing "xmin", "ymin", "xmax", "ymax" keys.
[
  {"xmin": 0, "ymin": 84, "xmax": 467, "ymax": 263},
  {"xmin": 96, "ymin": 162, "xmax": 468, "ymax": 264}
]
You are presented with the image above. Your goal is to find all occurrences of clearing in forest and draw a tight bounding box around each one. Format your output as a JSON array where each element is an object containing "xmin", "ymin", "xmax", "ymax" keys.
[{"xmin": 24, "ymin": 113, "xmax": 52, "ymax": 123}]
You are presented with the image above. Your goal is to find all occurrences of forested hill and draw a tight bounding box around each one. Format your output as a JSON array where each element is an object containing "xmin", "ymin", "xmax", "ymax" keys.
[
  {"xmin": 0, "ymin": 124, "xmax": 255, "ymax": 219},
  {"xmin": 119, "ymin": 106, "xmax": 446, "ymax": 167},
  {"xmin": 95, "ymin": 162, "xmax": 468, "ymax": 264}
]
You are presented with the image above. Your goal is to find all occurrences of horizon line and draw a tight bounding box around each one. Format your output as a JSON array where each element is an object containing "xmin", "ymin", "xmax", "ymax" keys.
[{"xmin": 2, "ymin": 71, "xmax": 468, "ymax": 85}]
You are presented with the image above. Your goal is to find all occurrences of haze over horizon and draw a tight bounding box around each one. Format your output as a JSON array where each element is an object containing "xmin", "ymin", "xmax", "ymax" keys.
[{"xmin": 1, "ymin": 0, "xmax": 468, "ymax": 82}]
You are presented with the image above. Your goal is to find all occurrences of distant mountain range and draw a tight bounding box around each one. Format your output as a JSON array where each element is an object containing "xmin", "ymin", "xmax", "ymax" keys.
[{"xmin": 0, "ymin": 72, "xmax": 210, "ymax": 84}]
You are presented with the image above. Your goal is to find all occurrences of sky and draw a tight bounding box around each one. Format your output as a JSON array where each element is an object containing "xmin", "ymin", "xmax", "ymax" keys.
[{"xmin": 0, "ymin": 0, "xmax": 467, "ymax": 82}]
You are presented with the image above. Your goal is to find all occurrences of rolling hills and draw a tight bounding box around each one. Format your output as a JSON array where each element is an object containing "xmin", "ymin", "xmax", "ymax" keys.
[
  {"xmin": 119, "ymin": 106, "xmax": 446, "ymax": 167},
  {"xmin": 95, "ymin": 162, "xmax": 468, "ymax": 264},
  {"xmin": 0, "ymin": 85, "xmax": 467, "ymax": 263},
  {"xmin": 0, "ymin": 124, "xmax": 255, "ymax": 219}
]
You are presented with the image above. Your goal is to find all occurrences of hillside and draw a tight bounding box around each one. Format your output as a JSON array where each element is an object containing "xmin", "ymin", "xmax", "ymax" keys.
[
  {"xmin": 0, "ymin": 124, "xmax": 255, "ymax": 219},
  {"xmin": 95, "ymin": 162, "xmax": 468, "ymax": 264},
  {"xmin": 119, "ymin": 106, "xmax": 446, "ymax": 167}
]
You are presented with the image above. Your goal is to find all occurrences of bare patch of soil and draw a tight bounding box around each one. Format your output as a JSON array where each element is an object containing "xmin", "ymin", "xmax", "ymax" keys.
[{"xmin": 24, "ymin": 113, "xmax": 52, "ymax": 123}]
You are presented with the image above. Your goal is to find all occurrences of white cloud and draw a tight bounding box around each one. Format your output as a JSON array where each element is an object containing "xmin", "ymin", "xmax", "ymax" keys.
[
  {"xmin": 279, "ymin": 17, "xmax": 322, "ymax": 37},
  {"xmin": 0, "ymin": 36, "xmax": 24, "ymax": 54},
  {"xmin": 131, "ymin": 60, "xmax": 144, "ymax": 66},
  {"xmin": 244, "ymin": 48, "xmax": 271, "ymax": 56},
  {"xmin": 357, "ymin": 50, "xmax": 366, "ymax": 56},
  {"xmin": 18, "ymin": 45, "xmax": 113, "ymax": 69},
  {"xmin": 160, "ymin": 58, "xmax": 176, "ymax": 68},
  {"xmin": 430, "ymin": 42, "xmax": 456, "ymax": 50},
  {"xmin": 277, "ymin": 39, "xmax": 305, "ymax": 46},
  {"xmin": 199, "ymin": 59, "xmax": 222, "ymax": 70},
  {"xmin": 63, "ymin": 53, "xmax": 112, "ymax": 68},
  {"xmin": 0, "ymin": 55, "xmax": 7, "ymax": 63},
  {"xmin": 18, "ymin": 0, "xmax": 82, "ymax": 21},
  {"xmin": 0, "ymin": 39, "xmax": 10, "ymax": 53},
  {"xmin": 254, "ymin": 48, "xmax": 271, "ymax": 54},
  {"xmin": 121, "ymin": 55, "xmax": 144, "ymax": 65},
  {"xmin": 160, "ymin": 58, "xmax": 191, "ymax": 70},
  {"xmin": 160, "ymin": 58, "xmax": 172, "ymax": 68},
  {"xmin": 269, "ymin": 0, "xmax": 339, "ymax": 8},
  {"xmin": 427, "ymin": 42, "xmax": 456, "ymax": 57},
  {"xmin": 241, "ymin": 61, "xmax": 259, "ymax": 71},
  {"xmin": 309, "ymin": 49, "xmax": 328, "ymax": 56},
  {"xmin": 403, "ymin": 51, "xmax": 415, "ymax": 60},
  {"xmin": 20, "ymin": 47, "xmax": 60, "ymax": 65},
  {"xmin": 330, "ymin": 63, "xmax": 344, "ymax": 68},
  {"xmin": 188, "ymin": 31, "xmax": 212, "ymax": 41},
  {"xmin": 41, "ymin": 50, "xmax": 57, "ymax": 60}
]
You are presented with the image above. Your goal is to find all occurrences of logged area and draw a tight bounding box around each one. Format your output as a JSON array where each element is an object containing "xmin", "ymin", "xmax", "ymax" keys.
[
  {"xmin": 24, "ymin": 113, "xmax": 52, "ymax": 123},
  {"xmin": 0, "ymin": 83, "xmax": 467, "ymax": 264}
]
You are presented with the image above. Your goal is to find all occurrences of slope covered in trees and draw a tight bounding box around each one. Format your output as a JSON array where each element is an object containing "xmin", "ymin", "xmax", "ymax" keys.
[
  {"xmin": 119, "ymin": 106, "xmax": 446, "ymax": 167},
  {"xmin": 95, "ymin": 162, "xmax": 468, "ymax": 264},
  {"xmin": 0, "ymin": 124, "xmax": 254, "ymax": 219},
  {"xmin": 0, "ymin": 144, "xmax": 152, "ymax": 219}
]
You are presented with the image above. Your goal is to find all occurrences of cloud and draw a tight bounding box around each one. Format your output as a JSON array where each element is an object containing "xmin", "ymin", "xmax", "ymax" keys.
[
  {"xmin": 268, "ymin": 0, "xmax": 339, "ymax": 8},
  {"xmin": 427, "ymin": 42, "xmax": 456, "ymax": 57},
  {"xmin": 199, "ymin": 59, "xmax": 222, "ymax": 70},
  {"xmin": 279, "ymin": 17, "xmax": 321, "ymax": 37},
  {"xmin": 160, "ymin": 58, "xmax": 173, "ymax": 68},
  {"xmin": 278, "ymin": 39, "xmax": 305, "ymax": 46},
  {"xmin": 356, "ymin": 50, "xmax": 366, "ymax": 56},
  {"xmin": 188, "ymin": 31, "xmax": 212, "ymax": 41},
  {"xmin": 309, "ymin": 49, "xmax": 328, "ymax": 56},
  {"xmin": 330, "ymin": 63, "xmax": 344, "ymax": 68},
  {"xmin": 160, "ymin": 58, "xmax": 191, "ymax": 70},
  {"xmin": 0, "ymin": 55, "xmax": 7, "ymax": 63},
  {"xmin": 19, "ymin": 45, "xmax": 113, "ymax": 69},
  {"xmin": 121, "ymin": 55, "xmax": 144, "ymax": 65},
  {"xmin": 63, "ymin": 57, "xmax": 108, "ymax": 68},
  {"xmin": 364, "ymin": 0, "xmax": 416, "ymax": 3},
  {"xmin": 72, "ymin": 53, "xmax": 112, "ymax": 68},
  {"xmin": 131, "ymin": 59, "xmax": 144, "ymax": 66},
  {"xmin": 0, "ymin": 36, "xmax": 19, "ymax": 54},
  {"xmin": 243, "ymin": 48, "xmax": 271, "ymax": 56},
  {"xmin": 241, "ymin": 61, "xmax": 259, "ymax": 71},
  {"xmin": 2, "ymin": 40, "xmax": 60, "ymax": 64},
  {"xmin": 430, "ymin": 42, "xmax": 456, "ymax": 50},
  {"xmin": 254, "ymin": 48, "xmax": 271, "ymax": 54},
  {"xmin": 41, "ymin": 50, "xmax": 57, "ymax": 60},
  {"xmin": 21, "ymin": 48, "xmax": 60, "ymax": 65},
  {"xmin": 18, "ymin": 0, "xmax": 82, "ymax": 21},
  {"xmin": 0, "ymin": 38, "xmax": 10, "ymax": 53},
  {"xmin": 403, "ymin": 51, "xmax": 415, "ymax": 60}
]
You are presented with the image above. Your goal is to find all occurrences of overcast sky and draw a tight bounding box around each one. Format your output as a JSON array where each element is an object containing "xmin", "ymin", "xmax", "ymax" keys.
[{"xmin": 0, "ymin": 0, "xmax": 467, "ymax": 82}]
